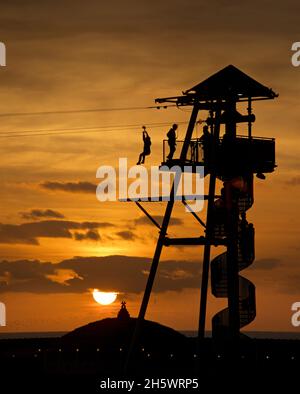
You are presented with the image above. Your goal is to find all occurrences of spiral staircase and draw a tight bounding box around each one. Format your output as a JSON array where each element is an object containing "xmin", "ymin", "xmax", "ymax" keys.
[{"xmin": 211, "ymin": 176, "xmax": 256, "ymax": 337}]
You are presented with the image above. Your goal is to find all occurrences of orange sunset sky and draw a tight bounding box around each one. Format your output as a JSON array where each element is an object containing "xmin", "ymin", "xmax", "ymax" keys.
[{"xmin": 0, "ymin": 0, "xmax": 300, "ymax": 333}]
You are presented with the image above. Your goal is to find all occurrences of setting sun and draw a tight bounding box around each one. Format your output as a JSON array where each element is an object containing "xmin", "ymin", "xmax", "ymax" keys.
[{"xmin": 92, "ymin": 289, "xmax": 118, "ymax": 305}]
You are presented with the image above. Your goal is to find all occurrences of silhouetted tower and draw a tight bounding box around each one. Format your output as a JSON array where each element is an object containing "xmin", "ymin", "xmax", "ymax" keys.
[
  {"xmin": 125, "ymin": 65, "xmax": 277, "ymax": 368},
  {"xmin": 118, "ymin": 301, "xmax": 130, "ymax": 321}
]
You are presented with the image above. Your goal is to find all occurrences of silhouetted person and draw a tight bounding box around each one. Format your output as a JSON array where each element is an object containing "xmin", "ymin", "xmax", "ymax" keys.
[
  {"xmin": 199, "ymin": 125, "xmax": 213, "ymax": 166},
  {"xmin": 137, "ymin": 126, "xmax": 151, "ymax": 165},
  {"xmin": 166, "ymin": 123, "xmax": 178, "ymax": 160}
]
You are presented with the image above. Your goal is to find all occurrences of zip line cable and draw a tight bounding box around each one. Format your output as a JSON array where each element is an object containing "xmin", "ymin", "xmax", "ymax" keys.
[
  {"xmin": 0, "ymin": 103, "xmax": 194, "ymax": 139},
  {"xmin": 0, "ymin": 121, "xmax": 187, "ymax": 136},
  {"xmin": 0, "ymin": 104, "xmax": 176, "ymax": 118},
  {"xmin": 0, "ymin": 121, "xmax": 189, "ymax": 138}
]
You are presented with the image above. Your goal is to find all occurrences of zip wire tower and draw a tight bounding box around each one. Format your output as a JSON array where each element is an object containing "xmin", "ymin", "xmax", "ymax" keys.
[{"xmin": 125, "ymin": 65, "xmax": 278, "ymax": 368}]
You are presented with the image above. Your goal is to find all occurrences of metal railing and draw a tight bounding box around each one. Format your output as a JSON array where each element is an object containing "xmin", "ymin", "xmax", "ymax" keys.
[
  {"xmin": 162, "ymin": 135, "xmax": 275, "ymax": 174},
  {"xmin": 162, "ymin": 138, "xmax": 204, "ymax": 163}
]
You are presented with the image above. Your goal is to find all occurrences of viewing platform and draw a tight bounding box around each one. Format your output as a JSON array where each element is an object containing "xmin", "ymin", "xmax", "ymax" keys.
[{"xmin": 161, "ymin": 135, "xmax": 276, "ymax": 176}]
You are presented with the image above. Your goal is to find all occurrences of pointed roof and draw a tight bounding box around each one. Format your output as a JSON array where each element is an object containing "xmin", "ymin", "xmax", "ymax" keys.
[
  {"xmin": 117, "ymin": 301, "xmax": 130, "ymax": 321},
  {"xmin": 185, "ymin": 65, "xmax": 277, "ymax": 100}
]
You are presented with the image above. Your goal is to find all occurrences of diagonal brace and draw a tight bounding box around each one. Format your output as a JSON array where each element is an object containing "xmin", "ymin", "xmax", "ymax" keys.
[
  {"xmin": 182, "ymin": 198, "xmax": 206, "ymax": 228},
  {"xmin": 135, "ymin": 201, "xmax": 162, "ymax": 231}
]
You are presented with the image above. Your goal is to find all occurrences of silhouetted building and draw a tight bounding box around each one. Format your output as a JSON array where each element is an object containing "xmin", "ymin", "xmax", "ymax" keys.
[{"xmin": 117, "ymin": 301, "xmax": 130, "ymax": 321}]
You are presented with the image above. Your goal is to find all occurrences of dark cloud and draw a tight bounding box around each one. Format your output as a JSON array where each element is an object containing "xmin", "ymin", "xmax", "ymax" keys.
[
  {"xmin": 73, "ymin": 230, "xmax": 101, "ymax": 242},
  {"xmin": 278, "ymin": 272, "xmax": 300, "ymax": 295},
  {"xmin": 0, "ymin": 0, "xmax": 297, "ymax": 107},
  {"xmin": 252, "ymin": 259, "xmax": 300, "ymax": 295},
  {"xmin": 248, "ymin": 258, "xmax": 281, "ymax": 270},
  {"xmin": 40, "ymin": 181, "xmax": 96, "ymax": 194},
  {"xmin": 0, "ymin": 220, "xmax": 114, "ymax": 245},
  {"xmin": 0, "ymin": 256, "xmax": 201, "ymax": 294},
  {"xmin": 285, "ymin": 176, "xmax": 300, "ymax": 186},
  {"xmin": 115, "ymin": 231, "xmax": 136, "ymax": 241},
  {"xmin": 134, "ymin": 216, "xmax": 183, "ymax": 226},
  {"xmin": 20, "ymin": 209, "xmax": 65, "ymax": 220},
  {"xmin": 1, "ymin": 1, "xmax": 298, "ymax": 42}
]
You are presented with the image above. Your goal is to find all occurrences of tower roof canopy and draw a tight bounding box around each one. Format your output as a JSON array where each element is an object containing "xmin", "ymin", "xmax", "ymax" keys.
[{"xmin": 185, "ymin": 65, "xmax": 277, "ymax": 100}]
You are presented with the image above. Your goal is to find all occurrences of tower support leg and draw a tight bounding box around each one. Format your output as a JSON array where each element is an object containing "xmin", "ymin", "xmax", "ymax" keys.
[
  {"xmin": 198, "ymin": 173, "xmax": 216, "ymax": 340},
  {"xmin": 124, "ymin": 103, "xmax": 200, "ymax": 373},
  {"xmin": 198, "ymin": 109, "xmax": 221, "ymax": 341},
  {"xmin": 225, "ymin": 184, "xmax": 240, "ymax": 341}
]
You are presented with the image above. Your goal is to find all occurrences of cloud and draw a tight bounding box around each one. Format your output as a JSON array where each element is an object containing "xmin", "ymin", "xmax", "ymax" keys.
[
  {"xmin": 0, "ymin": 255, "xmax": 296, "ymax": 296},
  {"xmin": 46, "ymin": 269, "xmax": 83, "ymax": 286},
  {"xmin": 252, "ymin": 259, "xmax": 300, "ymax": 295},
  {"xmin": 0, "ymin": 256, "xmax": 201, "ymax": 294},
  {"xmin": 0, "ymin": 220, "xmax": 114, "ymax": 245},
  {"xmin": 20, "ymin": 209, "xmax": 65, "ymax": 220},
  {"xmin": 73, "ymin": 230, "xmax": 101, "ymax": 242},
  {"xmin": 285, "ymin": 176, "xmax": 300, "ymax": 186},
  {"xmin": 40, "ymin": 181, "xmax": 96, "ymax": 194},
  {"xmin": 248, "ymin": 258, "xmax": 281, "ymax": 270},
  {"xmin": 134, "ymin": 216, "xmax": 183, "ymax": 226},
  {"xmin": 278, "ymin": 272, "xmax": 300, "ymax": 295},
  {"xmin": 115, "ymin": 231, "xmax": 136, "ymax": 241}
]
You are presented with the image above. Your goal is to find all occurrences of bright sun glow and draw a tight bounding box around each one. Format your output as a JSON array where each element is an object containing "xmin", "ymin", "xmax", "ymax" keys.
[{"xmin": 92, "ymin": 289, "xmax": 118, "ymax": 305}]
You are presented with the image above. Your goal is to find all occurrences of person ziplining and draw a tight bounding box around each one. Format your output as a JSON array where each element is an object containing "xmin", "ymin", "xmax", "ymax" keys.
[{"xmin": 137, "ymin": 126, "xmax": 151, "ymax": 165}]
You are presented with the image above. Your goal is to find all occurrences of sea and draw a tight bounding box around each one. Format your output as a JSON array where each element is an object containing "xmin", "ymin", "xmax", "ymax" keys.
[{"xmin": 0, "ymin": 331, "xmax": 300, "ymax": 340}]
